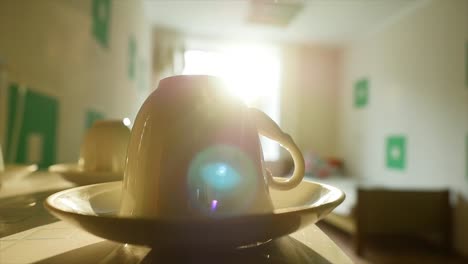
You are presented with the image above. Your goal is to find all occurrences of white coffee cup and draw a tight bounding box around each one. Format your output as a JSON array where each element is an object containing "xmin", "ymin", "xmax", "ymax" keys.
[
  {"xmin": 120, "ymin": 75, "xmax": 305, "ymax": 219},
  {"xmin": 79, "ymin": 120, "xmax": 130, "ymax": 173}
]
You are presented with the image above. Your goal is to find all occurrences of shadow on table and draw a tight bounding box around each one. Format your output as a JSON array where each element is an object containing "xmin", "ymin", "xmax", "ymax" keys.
[
  {"xmin": 0, "ymin": 188, "xmax": 66, "ymax": 237},
  {"xmin": 33, "ymin": 236, "xmax": 332, "ymax": 264}
]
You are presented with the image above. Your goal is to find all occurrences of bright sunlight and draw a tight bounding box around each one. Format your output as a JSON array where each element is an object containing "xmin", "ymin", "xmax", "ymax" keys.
[{"xmin": 182, "ymin": 45, "xmax": 281, "ymax": 160}]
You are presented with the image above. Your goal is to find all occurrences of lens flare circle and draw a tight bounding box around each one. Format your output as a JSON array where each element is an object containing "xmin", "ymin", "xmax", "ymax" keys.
[
  {"xmin": 187, "ymin": 144, "xmax": 258, "ymax": 217},
  {"xmin": 201, "ymin": 162, "xmax": 241, "ymax": 191}
]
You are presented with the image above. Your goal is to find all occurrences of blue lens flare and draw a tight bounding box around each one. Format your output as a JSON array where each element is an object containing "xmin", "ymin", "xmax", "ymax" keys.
[
  {"xmin": 187, "ymin": 144, "xmax": 259, "ymax": 217},
  {"xmin": 201, "ymin": 162, "xmax": 241, "ymax": 191}
]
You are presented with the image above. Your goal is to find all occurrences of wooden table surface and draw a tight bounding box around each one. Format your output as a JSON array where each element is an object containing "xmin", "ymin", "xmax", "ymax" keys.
[{"xmin": 0, "ymin": 171, "xmax": 352, "ymax": 263}]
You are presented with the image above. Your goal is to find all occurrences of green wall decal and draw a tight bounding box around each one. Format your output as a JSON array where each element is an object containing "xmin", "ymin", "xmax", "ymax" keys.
[
  {"xmin": 6, "ymin": 83, "xmax": 22, "ymax": 163},
  {"xmin": 354, "ymin": 78, "xmax": 369, "ymax": 108},
  {"xmin": 465, "ymin": 42, "xmax": 468, "ymax": 88},
  {"xmin": 386, "ymin": 135, "xmax": 406, "ymax": 170},
  {"xmin": 128, "ymin": 36, "xmax": 137, "ymax": 80},
  {"xmin": 85, "ymin": 110, "xmax": 105, "ymax": 129},
  {"xmin": 6, "ymin": 84, "xmax": 58, "ymax": 168},
  {"xmin": 92, "ymin": 0, "xmax": 111, "ymax": 48},
  {"xmin": 137, "ymin": 58, "xmax": 147, "ymax": 92}
]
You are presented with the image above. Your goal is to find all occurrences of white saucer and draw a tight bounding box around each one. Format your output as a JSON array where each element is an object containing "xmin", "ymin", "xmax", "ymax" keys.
[
  {"xmin": 48, "ymin": 163, "xmax": 123, "ymax": 186},
  {"xmin": 1, "ymin": 164, "xmax": 38, "ymax": 182},
  {"xmin": 45, "ymin": 180, "xmax": 345, "ymax": 248}
]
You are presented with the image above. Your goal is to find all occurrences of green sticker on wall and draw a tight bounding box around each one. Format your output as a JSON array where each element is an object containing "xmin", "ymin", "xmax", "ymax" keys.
[
  {"xmin": 386, "ymin": 135, "xmax": 406, "ymax": 170},
  {"xmin": 92, "ymin": 0, "xmax": 111, "ymax": 48},
  {"xmin": 6, "ymin": 84, "xmax": 58, "ymax": 168},
  {"xmin": 85, "ymin": 110, "xmax": 105, "ymax": 129},
  {"xmin": 465, "ymin": 42, "xmax": 468, "ymax": 88},
  {"xmin": 354, "ymin": 78, "xmax": 369, "ymax": 108},
  {"xmin": 137, "ymin": 58, "xmax": 147, "ymax": 92},
  {"xmin": 128, "ymin": 36, "xmax": 137, "ymax": 80}
]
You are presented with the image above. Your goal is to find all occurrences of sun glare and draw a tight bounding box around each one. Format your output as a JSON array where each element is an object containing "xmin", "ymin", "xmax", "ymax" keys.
[
  {"xmin": 182, "ymin": 45, "xmax": 281, "ymax": 161},
  {"xmin": 182, "ymin": 46, "xmax": 280, "ymax": 105}
]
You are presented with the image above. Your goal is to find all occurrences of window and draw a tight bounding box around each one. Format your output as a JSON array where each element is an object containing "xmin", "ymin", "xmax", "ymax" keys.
[{"xmin": 183, "ymin": 45, "xmax": 281, "ymax": 160}]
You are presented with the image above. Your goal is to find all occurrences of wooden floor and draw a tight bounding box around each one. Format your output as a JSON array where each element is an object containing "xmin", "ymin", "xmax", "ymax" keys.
[{"xmin": 316, "ymin": 222, "xmax": 468, "ymax": 264}]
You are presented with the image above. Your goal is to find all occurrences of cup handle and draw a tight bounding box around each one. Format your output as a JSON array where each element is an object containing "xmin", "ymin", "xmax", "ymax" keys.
[{"xmin": 249, "ymin": 108, "xmax": 305, "ymax": 190}]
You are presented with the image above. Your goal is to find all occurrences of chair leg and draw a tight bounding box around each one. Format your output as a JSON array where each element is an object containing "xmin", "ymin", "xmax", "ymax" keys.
[{"xmin": 354, "ymin": 232, "xmax": 365, "ymax": 257}]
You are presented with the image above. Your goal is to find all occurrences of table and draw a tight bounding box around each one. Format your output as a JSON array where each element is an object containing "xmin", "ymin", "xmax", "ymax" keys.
[{"xmin": 0, "ymin": 172, "xmax": 353, "ymax": 263}]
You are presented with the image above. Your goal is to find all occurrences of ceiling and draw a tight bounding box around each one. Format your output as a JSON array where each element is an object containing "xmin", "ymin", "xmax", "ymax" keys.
[{"xmin": 144, "ymin": 0, "xmax": 422, "ymax": 45}]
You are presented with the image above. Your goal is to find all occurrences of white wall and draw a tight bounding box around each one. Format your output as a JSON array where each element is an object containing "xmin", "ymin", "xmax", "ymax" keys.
[
  {"xmin": 339, "ymin": 0, "xmax": 468, "ymax": 254},
  {"xmin": 0, "ymin": 0, "xmax": 152, "ymax": 163},
  {"xmin": 338, "ymin": 0, "xmax": 468, "ymax": 253},
  {"xmin": 338, "ymin": 0, "xmax": 468, "ymax": 193}
]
